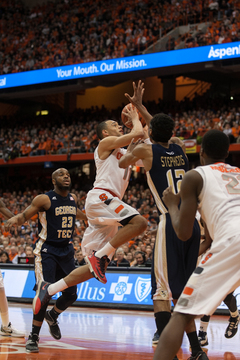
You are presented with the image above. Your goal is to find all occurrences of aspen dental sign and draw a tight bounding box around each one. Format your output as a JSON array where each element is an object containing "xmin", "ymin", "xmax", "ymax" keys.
[{"xmin": 0, "ymin": 42, "xmax": 239, "ymax": 90}]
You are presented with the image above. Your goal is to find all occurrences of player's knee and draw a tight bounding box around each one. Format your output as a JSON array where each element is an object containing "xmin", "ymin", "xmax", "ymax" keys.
[{"xmin": 137, "ymin": 215, "xmax": 148, "ymax": 232}]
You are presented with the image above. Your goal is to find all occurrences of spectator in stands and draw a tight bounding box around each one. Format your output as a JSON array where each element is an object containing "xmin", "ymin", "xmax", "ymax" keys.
[
  {"xmin": 74, "ymin": 249, "xmax": 86, "ymax": 266},
  {"xmin": 223, "ymin": 122, "xmax": 235, "ymax": 143},
  {"xmin": 0, "ymin": 251, "xmax": 12, "ymax": 263},
  {"xmin": 70, "ymin": 136, "xmax": 86, "ymax": 154},
  {"xmin": 8, "ymin": 246, "xmax": 18, "ymax": 263},
  {"xmin": 25, "ymin": 247, "xmax": 34, "ymax": 258},
  {"xmin": 131, "ymin": 251, "xmax": 147, "ymax": 267},
  {"xmin": 20, "ymin": 141, "xmax": 32, "ymax": 157},
  {"xmin": 51, "ymin": 136, "xmax": 64, "ymax": 154},
  {"xmin": 36, "ymin": 138, "xmax": 47, "ymax": 156},
  {"xmin": 109, "ymin": 247, "xmax": 130, "ymax": 267},
  {"xmin": 126, "ymin": 252, "xmax": 134, "ymax": 266},
  {"xmin": 18, "ymin": 245, "xmax": 26, "ymax": 258},
  {"xmin": 231, "ymin": 122, "xmax": 240, "ymax": 141}
]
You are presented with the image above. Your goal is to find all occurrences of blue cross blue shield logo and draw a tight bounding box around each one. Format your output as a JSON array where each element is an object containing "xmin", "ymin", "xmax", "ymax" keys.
[{"xmin": 134, "ymin": 277, "xmax": 151, "ymax": 302}]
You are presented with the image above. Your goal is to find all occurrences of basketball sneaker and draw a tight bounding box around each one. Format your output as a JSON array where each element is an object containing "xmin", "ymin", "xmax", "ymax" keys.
[
  {"xmin": 152, "ymin": 330, "xmax": 159, "ymax": 345},
  {"xmin": 26, "ymin": 333, "xmax": 39, "ymax": 353},
  {"xmin": 44, "ymin": 310, "xmax": 61, "ymax": 340},
  {"xmin": 32, "ymin": 280, "xmax": 52, "ymax": 315},
  {"xmin": 85, "ymin": 251, "xmax": 109, "ymax": 284},
  {"xmin": 225, "ymin": 314, "xmax": 239, "ymax": 338},
  {"xmin": 187, "ymin": 351, "xmax": 209, "ymax": 360},
  {"xmin": 0, "ymin": 322, "xmax": 25, "ymax": 337},
  {"xmin": 198, "ymin": 330, "xmax": 208, "ymax": 346}
]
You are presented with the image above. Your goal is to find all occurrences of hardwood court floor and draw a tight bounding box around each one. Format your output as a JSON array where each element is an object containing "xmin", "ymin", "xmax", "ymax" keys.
[{"xmin": 0, "ymin": 303, "xmax": 240, "ymax": 360}]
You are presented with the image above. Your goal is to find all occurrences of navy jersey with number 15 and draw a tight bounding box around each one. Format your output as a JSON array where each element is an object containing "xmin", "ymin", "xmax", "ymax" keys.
[
  {"xmin": 38, "ymin": 190, "xmax": 77, "ymax": 248},
  {"xmin": 147, "ymin": 143, "xmax": 189, "ymax": 214}
]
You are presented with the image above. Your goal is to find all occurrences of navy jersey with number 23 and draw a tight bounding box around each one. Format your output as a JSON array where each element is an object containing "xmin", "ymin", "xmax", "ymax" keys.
[{"xmin": 38, "ymin": 190, "xmax": 77, "ymax": 248}]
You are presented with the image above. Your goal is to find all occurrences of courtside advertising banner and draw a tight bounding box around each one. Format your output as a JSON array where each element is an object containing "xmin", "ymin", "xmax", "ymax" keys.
[
  {"xmin": 2, "ymin": 268, "xmax": 240, "ymax": 311},
  {"xmin": 0, "ymin": 42, "xmax": 239, "ymax": 90}
]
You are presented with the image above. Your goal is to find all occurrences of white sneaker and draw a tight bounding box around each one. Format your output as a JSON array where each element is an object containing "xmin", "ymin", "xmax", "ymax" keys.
[{"xmin": 0, "ymin": 322, "xmax": 25, "ymax": 337}]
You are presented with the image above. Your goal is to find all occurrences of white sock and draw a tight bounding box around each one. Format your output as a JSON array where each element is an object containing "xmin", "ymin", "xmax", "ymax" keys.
[
  {"xmin": 230, "ymin": 309, "xmax": 239, "ymax": 318},
  {"xmin": 95, "ymin": 243, "xmax": 116, "ymax": 258},
  {"xmin": 108, "ymin": 249, "xmax": 116, "ymax": 261},
  {"xmin": 48, "ymin": 279, "xmax": 68, "ymax": 296},
  {"xmin": 199, "ymin": 321, "xmax": 209, "ymax": 332}
]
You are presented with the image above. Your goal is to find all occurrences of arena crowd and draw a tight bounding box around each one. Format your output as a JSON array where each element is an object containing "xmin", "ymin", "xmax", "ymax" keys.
[{"xmin": 0, "ymin": 0, "xmax": 239, "ymax": 75}]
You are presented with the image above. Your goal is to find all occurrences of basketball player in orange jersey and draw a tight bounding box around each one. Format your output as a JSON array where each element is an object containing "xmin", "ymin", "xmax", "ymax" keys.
[
  {"xmin": 153, "ymin": 129, "xmax": 240, "ymax": 360},
  {"xmin": 31, "ymin": 87, "xmax": 148, "ymax": 315},
  {"xmin": 0, "ymin": 199, "xmax": 25, "ymax": 338}
]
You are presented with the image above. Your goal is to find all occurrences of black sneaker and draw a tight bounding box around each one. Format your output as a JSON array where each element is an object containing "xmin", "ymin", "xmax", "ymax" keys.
[
  {"xmin": 198, "ymin": 330, "xmax": 208, "ymax": 346},
  {"xmin": 152, "ymin": 330, "xmax": 159, "ymax": 345},
  {"xmin": 26, "ymin": 333, "xmax": 39, "ymax": 353},
  {"xmin": 44, "ymin": 310, "xmax": 61, "ymax": 340},
  {"xmin": 225, "ymin": 315, "xmax": 239, "ymax": 338},
  {"xmin": 32, "ymin": 280, "xmax": 52, "ymax": 315},
  {"xmin": 188, "ymin": 351, "xmax": 209, "ymax": 360}
]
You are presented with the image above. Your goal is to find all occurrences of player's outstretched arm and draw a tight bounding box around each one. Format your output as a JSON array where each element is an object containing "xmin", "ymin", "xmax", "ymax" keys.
[
  {"xmin": 119, "ymin": 141, "xmax": 152, "ymax": 171},
  {"xmin": 124, "ymin": 80, "xmax": 152, "ymax": 127},
  {"xmin": 162, "ymin": 170, "xmax": 203, "ymax": 241},
  {"xmin": 5, "ymin": 194, "xmax": 50, "ymax": 229},
  {"xmin": 0, "ymin": 199, "xmax": 14, "ymax": 219},
  {"xmin": 119, "ymin": 139, "xmax": 143, "ymax": 168}
]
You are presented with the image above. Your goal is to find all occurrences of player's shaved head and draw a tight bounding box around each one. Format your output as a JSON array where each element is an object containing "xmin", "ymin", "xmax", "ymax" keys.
[{"xmin": 52, "ymin": 168, "xmax": 69, "ymax": 180}]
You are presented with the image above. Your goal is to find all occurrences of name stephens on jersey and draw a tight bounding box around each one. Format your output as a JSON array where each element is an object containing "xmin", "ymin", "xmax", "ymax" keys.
[{"xmin": 161, "ymin": 155, "xmax": 186, "ymax": 167}]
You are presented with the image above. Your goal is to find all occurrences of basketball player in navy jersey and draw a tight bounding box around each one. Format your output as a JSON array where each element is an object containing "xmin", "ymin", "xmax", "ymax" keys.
[
  {"xmin": 5, "ymin": 168, "xmax": 87, "ymax": 353},
  {"xmin": 118, "ymin": 89, "xmax": 204, "ymax": 359}
]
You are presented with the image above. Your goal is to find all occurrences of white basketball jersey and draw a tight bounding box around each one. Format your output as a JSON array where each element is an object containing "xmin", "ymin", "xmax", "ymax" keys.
[
  {"xmin": 195, "ymin": 162, "xmax": 240, "ymax": 241},
  {"xmin": 93, "ymin": 146, "xmax": 131, "ymax": 199}
]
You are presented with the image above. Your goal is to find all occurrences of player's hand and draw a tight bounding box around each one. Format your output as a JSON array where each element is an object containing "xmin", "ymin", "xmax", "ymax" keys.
[
  {"xmin": 5, "ymin": 216, "xmax": 19, "ymax": 230},
  {"xmin": 162, "ymin": 186, "xmax": 180, "ymax": 208},
  {"xmin": 122, "ymin": 103, "xmax": 139, "ymax": 123},
  {"xmin": 126, "ymin": 138, "xmax": 143, "ymax": 153},
  {"xmin": 124, "ymin": 80, "xmax": 144, "ymax": 108},
  {"xmin": 169, "ymin": 137, "xmax": 186, "ymax": 153}
]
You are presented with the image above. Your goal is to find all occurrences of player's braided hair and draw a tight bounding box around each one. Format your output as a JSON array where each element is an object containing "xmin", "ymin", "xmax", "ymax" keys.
[
  {"xmin": 202, "ymin": 129, "xmax": 229, "ymax": 160},
  {"xmin": 150, "ymin": 113, "xmax": 174, "ymax": 143}
]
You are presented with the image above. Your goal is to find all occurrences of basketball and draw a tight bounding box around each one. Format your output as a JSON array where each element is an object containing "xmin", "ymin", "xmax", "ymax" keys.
[{"xmin": 121, "ymin": 103, "xmax": 146, "ymax": 129}]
